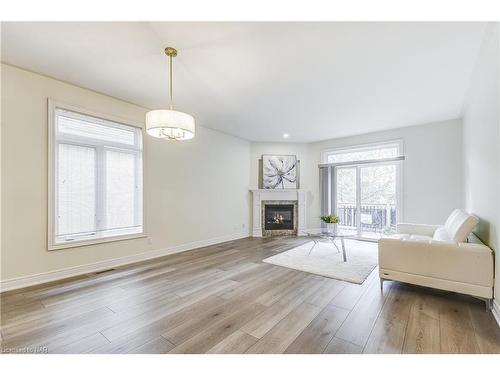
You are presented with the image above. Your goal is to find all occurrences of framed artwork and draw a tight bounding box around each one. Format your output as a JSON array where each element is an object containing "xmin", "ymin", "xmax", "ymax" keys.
[{"xmin": 261, "ymin": 154, "xmax": 299, "ymax": 189}]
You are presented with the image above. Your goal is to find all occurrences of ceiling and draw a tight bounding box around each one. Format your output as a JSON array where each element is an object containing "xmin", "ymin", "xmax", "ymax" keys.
[{"xmin": 1, "ymin": 22, "xmax": 486, "ymax": 142}]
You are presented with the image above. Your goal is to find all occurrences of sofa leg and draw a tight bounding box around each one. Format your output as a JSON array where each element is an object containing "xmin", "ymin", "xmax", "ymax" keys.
[{"xmin": 380, "ymin": 278, "xmax": 384, "ymax": 293}]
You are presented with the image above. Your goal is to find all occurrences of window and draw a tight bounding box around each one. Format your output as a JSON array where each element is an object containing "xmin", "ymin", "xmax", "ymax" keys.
[
  {"xmin": 322, "ymin": 141, "xmax": 402, "ymax": 164},
  {"xmin": 48, "ymin": 101, "xmax": 143, "ymax": 249}
]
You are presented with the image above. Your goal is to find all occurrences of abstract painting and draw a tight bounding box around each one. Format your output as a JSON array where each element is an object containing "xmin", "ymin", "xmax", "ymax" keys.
[{"xmin": 262, "ymin": 154, "xmax": 298, "ymax": 189}]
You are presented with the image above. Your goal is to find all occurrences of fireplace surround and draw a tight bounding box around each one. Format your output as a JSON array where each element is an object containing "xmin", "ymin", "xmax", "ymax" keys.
[{"xmin": 250, "ymin": 189, "xmax": 308, "ymax": 237}]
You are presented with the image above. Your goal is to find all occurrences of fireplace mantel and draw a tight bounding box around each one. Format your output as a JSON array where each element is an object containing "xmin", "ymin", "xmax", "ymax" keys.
[{"xmin": 250, "ymin": 189, "xmax": 308, "ymax": 237}]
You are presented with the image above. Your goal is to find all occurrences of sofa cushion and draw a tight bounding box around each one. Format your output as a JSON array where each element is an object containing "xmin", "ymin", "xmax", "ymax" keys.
[
  {"xmin": 409, "ymin": 234, "xmax": 432, "ymax": 241},
  {"xmin": 444, "ymin": 209, "xmax": 479, "ymax": 242},
  {"xmin": 388, "ymin": 233, "xmax": 409, "ymax": 240},
  {"xmin": 386, "ymin": 233, "xmax": 432, "ymax": 242},
  {"xmin": 432, "ymin": 226, "xmax": 453, "ymax": 242}
]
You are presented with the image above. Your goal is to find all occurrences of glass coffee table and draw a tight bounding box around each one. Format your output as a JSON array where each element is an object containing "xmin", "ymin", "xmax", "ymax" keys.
[{"xmin": 301, "ymin": 229, "xmax": 355, "ymax": 262}]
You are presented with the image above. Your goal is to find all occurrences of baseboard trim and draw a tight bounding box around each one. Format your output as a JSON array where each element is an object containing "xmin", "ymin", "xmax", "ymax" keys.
[
  {"xmin": 493, "ymin": 299, "xmax": 500, "ymax": 328},
  {"xmin": 0, "ymin": 232, "xmax": 248, "ymax": 293}
]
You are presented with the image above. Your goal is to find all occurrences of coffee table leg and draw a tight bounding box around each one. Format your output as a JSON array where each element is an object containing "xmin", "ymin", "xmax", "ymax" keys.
[
  {"xmin": 308, "ymin": 239, "xmax": 318, "ymax": 255},
  {"xmin": 330, "ymin": 238, "xmax": 341, "ymax": 253},
  {"xmin": 340, "ymin": 237, "xmax": 347, "ymax": 262}
]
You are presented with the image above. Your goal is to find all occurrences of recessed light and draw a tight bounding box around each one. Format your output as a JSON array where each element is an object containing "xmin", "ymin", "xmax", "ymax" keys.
[{"xmin": 283, "ymin": 133, "xmax": 289, "ymax": 139}]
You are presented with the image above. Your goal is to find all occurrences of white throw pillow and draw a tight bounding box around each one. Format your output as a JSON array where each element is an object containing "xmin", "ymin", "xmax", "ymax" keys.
[
  {"xmin": 444, "ymin": 209, "xmax": 461, "ymax": 230},
  {"xmin": 444, "ymin": 209, "xmax": 479, "ymax": 242}
]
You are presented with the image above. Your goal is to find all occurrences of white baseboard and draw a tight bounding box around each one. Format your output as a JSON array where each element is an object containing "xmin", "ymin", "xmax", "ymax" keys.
[
  {"xmin": 493, "ymin": 299, "xmax": 500, "ymax": 328},
  {"xmin": 0, "ymin": 232, "xmax": 248, "ymax": 293}
]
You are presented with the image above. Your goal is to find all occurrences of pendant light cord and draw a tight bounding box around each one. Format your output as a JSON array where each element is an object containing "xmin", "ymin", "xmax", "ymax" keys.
[{"xmin": 169, "ymin": 54, "xmax": 173, "ymax": 110}]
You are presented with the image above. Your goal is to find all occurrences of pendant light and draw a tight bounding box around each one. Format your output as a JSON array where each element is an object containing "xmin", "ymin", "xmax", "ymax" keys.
[{"xmin": 145, "ymin": 47, "xmax": 195, "ymax": 140}]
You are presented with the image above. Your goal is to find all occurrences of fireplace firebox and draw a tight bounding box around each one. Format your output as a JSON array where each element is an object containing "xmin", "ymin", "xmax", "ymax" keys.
[{"xmin": 264, "ymin": 204, "xmax": 294, "ymax": 230}]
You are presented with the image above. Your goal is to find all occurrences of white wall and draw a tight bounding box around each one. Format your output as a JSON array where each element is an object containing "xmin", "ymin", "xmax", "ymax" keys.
[
  {"xmin": 462, "ymin": 23, "xmax": 500, "ymax": 301},
  {"xmin": 1, "ymin": 64, "xmax": 251, "ymax": 283},
  {"xmin": 251, "ymin": 120, "xmax": 464, "ymax": 229}
]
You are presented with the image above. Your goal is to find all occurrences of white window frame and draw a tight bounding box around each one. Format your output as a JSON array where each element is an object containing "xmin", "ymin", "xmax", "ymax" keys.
[
  {"xmin": 321, "ymin": 139, "xmax": 404, "ymax": 164},
  {"xmin": 321, "ymin": 139, "xmax": 405, "ymax": 235},
  {"xmin": 48, "ymin": 99, "xmax": 145, "ymax": 251}
]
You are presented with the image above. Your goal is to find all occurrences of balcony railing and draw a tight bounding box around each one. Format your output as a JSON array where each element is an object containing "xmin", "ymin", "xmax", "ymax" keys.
[{"xmin": 336, "ymin": 203, "xmax": 396, "ymax": 231}]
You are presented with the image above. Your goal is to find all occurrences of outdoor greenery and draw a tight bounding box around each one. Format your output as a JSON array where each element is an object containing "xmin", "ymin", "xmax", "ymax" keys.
[{"xmin": 336, "ymin": 165, "xmax": 396, "ymax": 205}]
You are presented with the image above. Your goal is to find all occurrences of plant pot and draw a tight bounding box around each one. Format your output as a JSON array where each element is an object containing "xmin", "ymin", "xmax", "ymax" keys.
[{"xmin": 326, "ymin": 223, "xmax": 337, "ymax": 234}]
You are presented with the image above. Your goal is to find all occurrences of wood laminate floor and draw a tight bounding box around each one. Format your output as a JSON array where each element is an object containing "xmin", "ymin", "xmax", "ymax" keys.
[{"xmin": 1, "ymin": 237, "xmax": 499, "ymax": 354}]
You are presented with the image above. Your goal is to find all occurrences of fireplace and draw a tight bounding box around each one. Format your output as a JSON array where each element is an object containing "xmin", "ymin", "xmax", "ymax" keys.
[
  {"xmin": 251, "ymin": 190, "xmax": 307, "ymax": 237},
  {"xmin": 264, "ymin": 204, "xmax": 294, "ymax": 230},
  {"xmin": 261, "ymin": 200, "xmax": 298, "ymax": 236}
]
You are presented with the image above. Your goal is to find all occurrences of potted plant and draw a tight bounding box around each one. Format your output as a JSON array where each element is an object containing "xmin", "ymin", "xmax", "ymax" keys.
[{"xmin": 320, "ymin": 215, "xmax": 339, "ymax": 234}]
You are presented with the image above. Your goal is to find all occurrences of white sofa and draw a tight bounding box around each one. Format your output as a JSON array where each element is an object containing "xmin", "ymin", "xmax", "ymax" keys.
[{"xmin": 378, "ymin": 209, "xmax": 494, "ymax": 309}]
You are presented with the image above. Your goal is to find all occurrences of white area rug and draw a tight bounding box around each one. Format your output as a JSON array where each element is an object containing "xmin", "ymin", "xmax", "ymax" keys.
[{"xmin": 262, "ymin": 239, "xmax": 378, "ymax": 284}]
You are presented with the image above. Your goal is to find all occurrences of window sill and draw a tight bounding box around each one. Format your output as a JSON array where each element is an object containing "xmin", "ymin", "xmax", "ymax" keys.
[{"xmin": 48, "ymin": 232, "xmax": 147, "ymax": 251}]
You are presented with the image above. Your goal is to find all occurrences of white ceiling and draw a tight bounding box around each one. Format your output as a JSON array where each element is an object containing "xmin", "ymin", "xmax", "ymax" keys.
[{"xmin": 1, "ymin": 22, "xmax": 486, "ymax": 142}]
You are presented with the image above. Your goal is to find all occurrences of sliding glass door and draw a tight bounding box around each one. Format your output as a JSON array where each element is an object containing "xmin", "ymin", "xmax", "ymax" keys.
[
  {"xmin": 335, "ymin": 162, "xmax": 398, "ymax": 239},
  {"xmin": 359, "ymin": 164, "xmax": 397, "ymax": 239}
]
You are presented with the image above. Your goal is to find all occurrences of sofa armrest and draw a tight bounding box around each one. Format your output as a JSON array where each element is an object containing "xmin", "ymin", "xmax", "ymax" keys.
[
  {"xmin": 378, "ymin": 238, "xmax": 494, "ymax": 287},
  {"xmin": 396, "ymin": 223, "xmax": 440, "ymax": 236}
]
